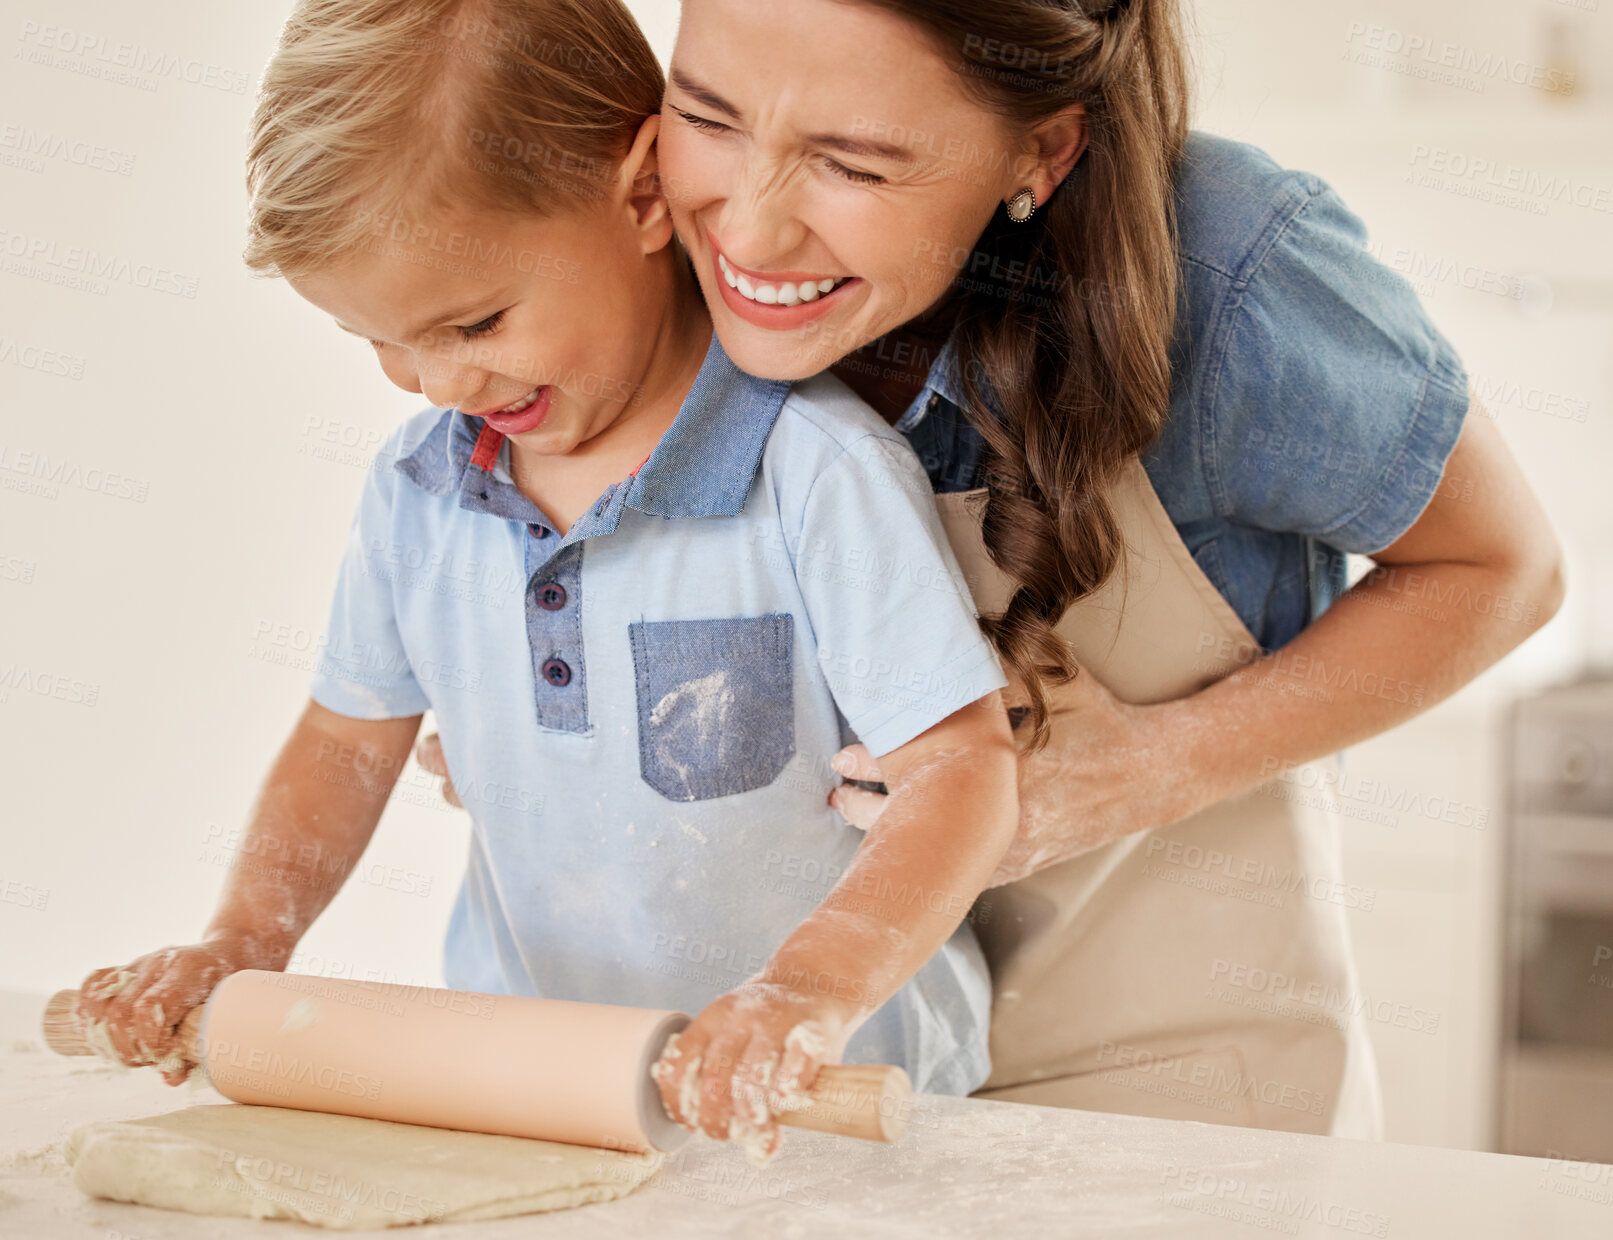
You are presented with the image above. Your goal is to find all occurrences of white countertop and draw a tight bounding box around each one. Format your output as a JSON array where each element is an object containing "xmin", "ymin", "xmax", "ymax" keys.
[{"xmin": 3, "ymin": 989, "xmax": 1609, "ymax": 1238}]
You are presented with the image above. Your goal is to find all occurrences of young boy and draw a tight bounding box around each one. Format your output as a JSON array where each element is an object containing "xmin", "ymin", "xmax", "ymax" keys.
[{"xmin": 77, "ymin": 0, "xmax": 1017, "ymax": 1156}]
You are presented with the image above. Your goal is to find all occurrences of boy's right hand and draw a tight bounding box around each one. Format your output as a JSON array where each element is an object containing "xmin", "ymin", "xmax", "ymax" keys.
[{"xmin": 75, "ymin": 928, "xmax": 287, "ymax": 1084}]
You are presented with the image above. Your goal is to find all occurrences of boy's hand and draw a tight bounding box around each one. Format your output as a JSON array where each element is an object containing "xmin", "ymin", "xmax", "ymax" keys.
[
  {"xmin": 75, "ymin": 928, "xmax": 289, "ymax": 1084},
  {"xmin": 651, "ymin": 980, "xmax": 851, "ymax": 1161}
]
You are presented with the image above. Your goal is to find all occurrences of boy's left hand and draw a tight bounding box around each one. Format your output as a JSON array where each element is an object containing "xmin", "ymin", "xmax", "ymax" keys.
[{"xmin": 651, "ymin": 980, "xmax": 852, "ymax": 1159}]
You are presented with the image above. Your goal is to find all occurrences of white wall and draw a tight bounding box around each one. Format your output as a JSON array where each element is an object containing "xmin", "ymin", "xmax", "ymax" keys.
[
  {"xmin": 0, "ymin": 0, "xmax": 677, "ymax": 999},
  {"xmin": 3, "ymin": 0, "xmax": 1606, "ymax": 1152}
]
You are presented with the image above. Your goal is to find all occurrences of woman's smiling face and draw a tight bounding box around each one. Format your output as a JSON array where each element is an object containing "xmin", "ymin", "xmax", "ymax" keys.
[{"xmin": 660, "ymin": 0, "xmax": 1032, "ymax": 381}]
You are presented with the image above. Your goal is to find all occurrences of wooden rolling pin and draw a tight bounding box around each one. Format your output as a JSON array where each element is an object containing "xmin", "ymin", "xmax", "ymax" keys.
[{"xmin": 43, "ymin": 971, "xmax": 911, "ymax": 1153}]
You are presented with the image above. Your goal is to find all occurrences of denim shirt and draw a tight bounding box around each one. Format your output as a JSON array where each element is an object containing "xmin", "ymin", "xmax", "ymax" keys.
[{"xmin": 899, "ymin": 132, "xmax": 1471, "ymax": 652}]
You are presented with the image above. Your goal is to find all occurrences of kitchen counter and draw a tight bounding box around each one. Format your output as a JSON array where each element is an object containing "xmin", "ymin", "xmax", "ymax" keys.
[{"xmin": 2, "ymin": 989, "xmax": 1608, "ymax": 1238}]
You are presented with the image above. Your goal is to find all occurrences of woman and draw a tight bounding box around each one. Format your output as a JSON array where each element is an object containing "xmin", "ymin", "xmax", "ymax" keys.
[{"xmin": 422, "ymin": 0, "xmax": 1563, "ymax": 1137}]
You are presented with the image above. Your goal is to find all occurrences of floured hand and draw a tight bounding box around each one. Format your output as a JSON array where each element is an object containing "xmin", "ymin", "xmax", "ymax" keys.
[
  {"xmin": 651, "ymin": 982, "xmax": 850, "ymax": 1164},
  {"xmin": 76, "ymin": 929, "xmax": 290, "ymax": 1084},
  {"xmin": 415, "ymin": 732, "xmax": 463, "ymax": 808},
  {"xmin": 830, "ymin": 671, "xmax": 1208, "ymax": 885}
]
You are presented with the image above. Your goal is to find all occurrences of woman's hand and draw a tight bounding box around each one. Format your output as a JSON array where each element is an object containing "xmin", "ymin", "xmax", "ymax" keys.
[
  {"xmin": 74, "ymin": 928, "xmax": 289, "ymax": 1084},
  {"xmin": 830, "ymin": 671, "xmax": 1208, "ymax": 885},
  {"xmin": 415, "ymin": 733, "xmax": 462, "ymax": 808},
  {"xmin": 650, "ymin": 980, "xmax": 850, "ymax": 1162}
]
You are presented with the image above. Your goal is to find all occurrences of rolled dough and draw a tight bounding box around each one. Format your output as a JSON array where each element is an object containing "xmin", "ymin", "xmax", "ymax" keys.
[{"xmin": 66, "ymin": 1103, "xmax": 662, "ymax": 1230}]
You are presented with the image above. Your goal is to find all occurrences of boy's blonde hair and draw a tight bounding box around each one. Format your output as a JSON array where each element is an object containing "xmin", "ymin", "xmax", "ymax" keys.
[{"xmin": 245, "ymin": 0, "xmax": 665, "ymax": 278}]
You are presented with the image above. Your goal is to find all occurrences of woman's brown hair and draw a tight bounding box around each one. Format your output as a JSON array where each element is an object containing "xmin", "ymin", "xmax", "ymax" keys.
[{"xmin": 857, "ymin": 0, "xmax": 1191, "ymax": 748}]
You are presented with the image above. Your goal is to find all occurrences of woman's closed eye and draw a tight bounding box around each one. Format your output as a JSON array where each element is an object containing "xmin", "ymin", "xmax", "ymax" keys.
[
  {"xmin": 822, "ymin": 158, "xmax": 884, "ymax": 186},
  {"xmin": 672, "ymin": 107, "xmax": 728, "ymax": 134},
  {"xmin": 673, "ymin": 104, "xmax": 882, "ymax": 185}
]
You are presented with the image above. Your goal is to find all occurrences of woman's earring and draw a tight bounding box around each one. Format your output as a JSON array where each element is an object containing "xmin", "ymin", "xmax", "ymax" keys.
[{"xmin": 1006, "ymin": 188, "xmax": 1037, "ymax": 223}]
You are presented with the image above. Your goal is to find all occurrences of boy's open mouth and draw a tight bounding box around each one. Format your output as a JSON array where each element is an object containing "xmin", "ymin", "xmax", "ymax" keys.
[{"xmin": 475, "ymin": 386, "xmax": 552, "ymax": 435}]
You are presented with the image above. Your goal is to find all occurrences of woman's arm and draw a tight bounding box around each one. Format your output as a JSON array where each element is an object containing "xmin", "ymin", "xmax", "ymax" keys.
[
  {"xmin": 652, "ymin": 691, "xmax": 1018, "ymax": 1152},
  {"xmin": 832, "ymin": 398, "xmax": 1565, "ymax": 882},
  {"xmin": 1167, "ymin": 398, "xmax": 1562, "ymax": 812}
]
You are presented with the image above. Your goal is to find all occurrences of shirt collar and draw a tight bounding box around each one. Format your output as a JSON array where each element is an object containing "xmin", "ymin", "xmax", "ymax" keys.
[
  {"xmin": 624, "ymin": 332, "xmax": 792, "ymax": 518},
  {"xmin": 393, "ymin": 332, "xmax": 792, "ymax": 531},
  {"xmin": 893, "ymin": 331, "xmax": 972, "ymax": 434},
  {"xmin": 394, "ymin": 407, "xmax": 542, "ymax": 523}
]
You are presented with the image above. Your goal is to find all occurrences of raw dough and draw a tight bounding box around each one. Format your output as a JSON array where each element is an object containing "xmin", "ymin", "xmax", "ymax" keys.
[{"xmin": 66, "ymin": 1103, "xmax": 662, "ymax": 1230}]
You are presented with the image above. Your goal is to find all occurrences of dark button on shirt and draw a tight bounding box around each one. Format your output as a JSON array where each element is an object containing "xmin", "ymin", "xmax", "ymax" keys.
[
  {"xmin": 541, "ymin": 658, "xmax": 571, "ymax": 687},
  {"xmin": 536, "ymin": 582, "xmax": 567, "ymax": 611}
]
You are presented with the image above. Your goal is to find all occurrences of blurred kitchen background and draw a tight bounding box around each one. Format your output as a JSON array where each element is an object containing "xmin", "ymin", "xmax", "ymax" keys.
[
  {"xmin": 0, "ymin": 0, "xmax": 1608, "ymax": 1157},
  {"xmin": 1183, "ymin": 0, "xmax": 1613, "ymax": 1160}
]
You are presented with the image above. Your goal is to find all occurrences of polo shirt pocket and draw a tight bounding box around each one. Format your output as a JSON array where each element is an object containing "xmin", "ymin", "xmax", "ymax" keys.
[{"xmin": 629, "ymin": 615, "xmax": 795, "ymax": 802}]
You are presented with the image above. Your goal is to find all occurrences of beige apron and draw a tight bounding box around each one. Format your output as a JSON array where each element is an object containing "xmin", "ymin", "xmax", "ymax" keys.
[{"xmin": 936, "ymin": 459, "xmax": 1383, "ymax": 1138}]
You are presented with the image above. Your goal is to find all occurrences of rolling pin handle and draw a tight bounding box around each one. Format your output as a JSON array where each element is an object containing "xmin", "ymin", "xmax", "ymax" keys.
[
  {"xmin": 775, "ymin": 1063, "xmax": 913, "ymax": 1143},
  {"xmin": 41, "ymin": 987, "xmax": 207, "ymax": 1062},
  {"xmin": 41, "ymin": 989, "xmax": 95, "ymax": 1056}
]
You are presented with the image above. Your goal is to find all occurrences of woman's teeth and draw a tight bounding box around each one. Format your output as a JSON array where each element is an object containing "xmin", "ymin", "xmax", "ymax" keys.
[{"xmin": 718, "ymin": 253, "xmax": 849, "ymax": 307}]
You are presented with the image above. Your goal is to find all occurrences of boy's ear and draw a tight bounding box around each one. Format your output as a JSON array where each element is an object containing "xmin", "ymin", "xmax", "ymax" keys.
[{"xmin": 619, "ymin": 113, "xmax": 672, "ymax": 255}]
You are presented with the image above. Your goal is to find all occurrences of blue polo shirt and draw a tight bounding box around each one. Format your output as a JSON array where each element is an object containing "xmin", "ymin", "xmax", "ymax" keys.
[{"xmin": 309, "ymin": 335, "xmax": 1007, "ymax": 1095}]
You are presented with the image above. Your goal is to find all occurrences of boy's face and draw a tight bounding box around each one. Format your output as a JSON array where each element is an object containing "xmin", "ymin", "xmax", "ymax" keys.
[{"xmin": 289, "ymin": 198, "xmax": 668, "ymax": 456}]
